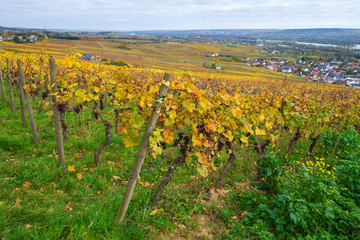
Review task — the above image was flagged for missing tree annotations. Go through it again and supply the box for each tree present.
[13,36,21,43]
[2,33,8,39]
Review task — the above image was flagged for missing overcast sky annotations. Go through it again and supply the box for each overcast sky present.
[1,0,359,31]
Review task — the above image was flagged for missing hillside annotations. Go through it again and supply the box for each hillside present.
[0,39,360,239]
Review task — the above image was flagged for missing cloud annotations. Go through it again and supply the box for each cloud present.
[0,0,359,30]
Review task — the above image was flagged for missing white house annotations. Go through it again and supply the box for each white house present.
[282,67,292,73]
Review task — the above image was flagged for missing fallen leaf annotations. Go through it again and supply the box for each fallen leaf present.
[67,166,75,172]
[150,208,164,216]
[240,210,247,218]
[64,202,73,212]
[112,176,121,181]
[23,181,31,189]
[197,165,209,177]
[76,172,83,181]
[140,181,151,188]
[178,224,186,229]
[25,224,32,229]
[37,224,48,230]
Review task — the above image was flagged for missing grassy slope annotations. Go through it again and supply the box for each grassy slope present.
[0,85,260,239]
[1,39,349,239]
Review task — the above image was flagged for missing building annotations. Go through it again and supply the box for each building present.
[81,54,96,60]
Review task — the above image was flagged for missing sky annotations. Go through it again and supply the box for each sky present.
[1,0,359,31]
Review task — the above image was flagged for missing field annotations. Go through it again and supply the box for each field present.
[0,39,360,239]
[0,38,302,79]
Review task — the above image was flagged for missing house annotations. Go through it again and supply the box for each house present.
[28,35,37,43]
[0,36,3,42]
[345,76,360,85]
[282,67,292,73]
[331,61,342,65]
[81,54,96,60]
[205,52,219,57]
[312,72,319,77]
[239,56,249,61]
[270,65,278,71]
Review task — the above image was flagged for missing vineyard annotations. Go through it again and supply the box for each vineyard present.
[0,51,360,239]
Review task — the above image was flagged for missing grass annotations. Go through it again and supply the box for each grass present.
[0,93,231,239]
[0,78,267,239]
[0,95,319,239]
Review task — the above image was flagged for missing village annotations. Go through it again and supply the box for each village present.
[241,56,360,88]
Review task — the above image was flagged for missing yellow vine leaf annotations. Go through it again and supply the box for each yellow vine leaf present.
[162,128,174,144]
[93,86,100,93]
[259,114,265,122]
[116,123,127,134]
[231,107,242,118]
[123,134,139,148]
[255,128,266,136]
[184,100,195,112]
[240,135,248,144]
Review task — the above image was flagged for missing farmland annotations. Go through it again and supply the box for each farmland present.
[0,37,301,79]
[0,37,360,239]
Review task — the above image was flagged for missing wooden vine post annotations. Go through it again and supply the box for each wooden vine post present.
[17,59,39,144]
[0,65,6,104]
[49,58,66,173]
[6,59,16,113]
[114,73,172,225]
[17,60,27,127]
[274,98,285,154]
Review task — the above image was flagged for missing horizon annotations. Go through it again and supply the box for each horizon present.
[2,26,360,33]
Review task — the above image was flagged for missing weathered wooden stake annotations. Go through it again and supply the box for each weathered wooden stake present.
[49,58,66,172]
[17,60,27,127]
[0,66,6,104]
[274,99,285,154]
[18,59,39,144]
[6,59,16,113]
[114,73,172,225]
